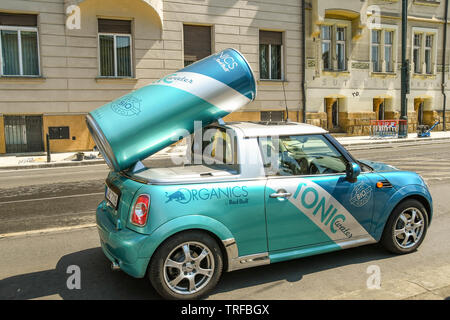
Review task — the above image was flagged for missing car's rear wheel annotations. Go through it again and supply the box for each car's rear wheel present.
[381,199,428,254]
[148,230,223,300]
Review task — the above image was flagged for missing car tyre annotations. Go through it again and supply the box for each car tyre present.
[148,230,223,300]
[381,199,428,254]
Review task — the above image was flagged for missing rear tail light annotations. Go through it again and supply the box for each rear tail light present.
[131,194,150,226]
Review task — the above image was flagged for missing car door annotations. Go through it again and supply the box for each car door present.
[259,134,375,252]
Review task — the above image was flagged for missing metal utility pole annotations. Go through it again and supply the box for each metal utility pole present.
[442,0,448,131]
[399,0,409,138]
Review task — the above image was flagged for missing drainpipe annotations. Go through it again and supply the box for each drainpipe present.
[301,0,307,123]
[442,0,448,131]
[399,0,409,138]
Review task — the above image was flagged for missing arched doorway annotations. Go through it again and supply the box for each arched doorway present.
[373,98,385,120]
[414,97,432,126]
[324,98,344,131]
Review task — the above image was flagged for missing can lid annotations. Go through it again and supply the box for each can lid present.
[86,113,120,171]
[228,48,257,102]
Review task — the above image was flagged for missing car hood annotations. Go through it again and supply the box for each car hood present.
[359,159,399,172]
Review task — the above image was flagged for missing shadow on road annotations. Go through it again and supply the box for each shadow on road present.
[0,243,395,300]
[213,243,393,297]
[0,247,159,300]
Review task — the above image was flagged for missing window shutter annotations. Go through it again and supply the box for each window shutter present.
[183,25,211,62]
[0,12,37,27]
[98,19,131,34]
[259,31,282,45]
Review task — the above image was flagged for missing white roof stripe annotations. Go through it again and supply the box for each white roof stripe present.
[227,122,328,137]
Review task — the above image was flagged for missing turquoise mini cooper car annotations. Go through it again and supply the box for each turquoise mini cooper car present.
[96,121,432,299]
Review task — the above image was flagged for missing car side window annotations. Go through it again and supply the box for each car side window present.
[189,127,238,172]
[258,135,347,176]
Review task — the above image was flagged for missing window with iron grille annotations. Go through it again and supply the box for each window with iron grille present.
[98,19,132,77]
[259,30,283,80]
[183,25,211,67]
[0,12,39,76]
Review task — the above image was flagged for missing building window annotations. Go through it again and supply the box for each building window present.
[98,19,132,78]
[371,30,381,72]
[413,29,436,75]
[370,27,396,74]
[385,31,394,72]
[0,12,39,76]
[320,23,348,72]
[336,27,346,71]
[259,30,283,80]
[321,26,332,71]
[413,33,422,74]
[183,25,211,67]
[425,35,433,74]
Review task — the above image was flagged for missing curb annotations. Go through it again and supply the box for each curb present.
[339,136,450,150]
[0,154,177,170]
[0,159,106,170]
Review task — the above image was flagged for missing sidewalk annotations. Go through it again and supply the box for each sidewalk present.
[1,131,450,170]
[337,131,450,149]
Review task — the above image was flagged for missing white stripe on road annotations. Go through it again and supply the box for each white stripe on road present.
[0,192,104,205]
[0,163,108,173]
[0,223,97,239]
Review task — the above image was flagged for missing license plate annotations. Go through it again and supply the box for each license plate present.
[105,186,119,209]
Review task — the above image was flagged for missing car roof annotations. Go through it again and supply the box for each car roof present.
[223,121,328,138]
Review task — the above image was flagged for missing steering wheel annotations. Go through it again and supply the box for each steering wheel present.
[298,158,309,175]
[309,163,320,175]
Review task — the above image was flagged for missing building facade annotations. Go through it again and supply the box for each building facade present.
[305,0,450,135]
[0,0,304,154]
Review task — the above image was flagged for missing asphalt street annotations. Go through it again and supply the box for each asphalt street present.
[0,141,450,299]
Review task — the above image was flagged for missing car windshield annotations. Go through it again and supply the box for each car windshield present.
[258,134,347,176]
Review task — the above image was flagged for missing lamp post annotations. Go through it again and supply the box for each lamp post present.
[399,0,409,138]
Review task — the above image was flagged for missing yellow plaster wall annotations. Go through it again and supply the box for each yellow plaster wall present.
[0,116,5,154]
[42,115,95,153]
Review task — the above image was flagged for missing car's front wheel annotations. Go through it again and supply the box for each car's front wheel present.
[381,199,428,254]
[148,230,223,300]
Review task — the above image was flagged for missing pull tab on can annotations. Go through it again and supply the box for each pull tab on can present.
[86,48,256,172]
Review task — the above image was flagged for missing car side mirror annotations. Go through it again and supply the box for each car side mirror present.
[346,162,361,182]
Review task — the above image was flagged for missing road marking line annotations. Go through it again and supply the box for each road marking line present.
[0,163,108,173]
[0,192,104,205]
[0,223,97,239]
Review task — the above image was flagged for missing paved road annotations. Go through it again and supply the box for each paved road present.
[0,182,449,300]
[1,141,449,235]
[350,141,450,184]
[0,141,450,300]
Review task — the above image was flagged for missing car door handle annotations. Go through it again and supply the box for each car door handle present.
[270,192,292,198]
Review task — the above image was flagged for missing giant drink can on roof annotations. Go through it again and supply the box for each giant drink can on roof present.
[86,48,256,172]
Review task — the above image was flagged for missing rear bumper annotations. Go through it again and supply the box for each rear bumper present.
[96,202,150,278]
